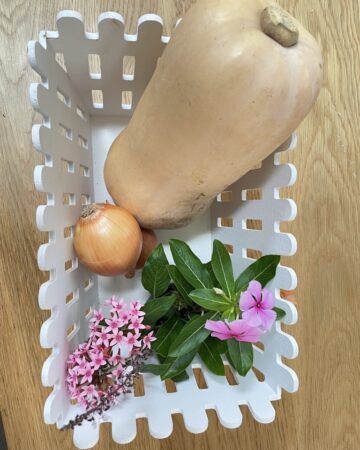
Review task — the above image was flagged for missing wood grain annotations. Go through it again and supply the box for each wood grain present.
[0,0,359,449]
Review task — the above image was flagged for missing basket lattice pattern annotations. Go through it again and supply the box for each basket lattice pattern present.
[29,11,298,449]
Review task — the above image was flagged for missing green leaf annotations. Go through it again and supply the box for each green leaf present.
[274,306,286,320]
[170,371,189,382]
[161,348,198,380]
[152,316,185,357]
[168,311,219,357]
[211,240,235,298]
[167,265,193,306]
[198,336,225,376]
[215,339,227,354]
[141,244,171,298]
[221,309,237,321]
[205,262,218,286]
[235,255,280,292]
[147,355,189,381]
[226,339,253,377]
[141,295,176,325]
[189,289,232,312]
[140,364,169,375]
[169,239,213,289]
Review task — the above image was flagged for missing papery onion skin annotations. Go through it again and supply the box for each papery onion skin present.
[74,203,142,276]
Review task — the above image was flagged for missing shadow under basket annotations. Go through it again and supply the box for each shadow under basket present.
[28,10,299,450]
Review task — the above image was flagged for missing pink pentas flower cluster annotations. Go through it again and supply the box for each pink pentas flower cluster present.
[205,280,276,343]
[65,297,156,410]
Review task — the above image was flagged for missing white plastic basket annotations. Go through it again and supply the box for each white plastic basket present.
[28,10,299,449]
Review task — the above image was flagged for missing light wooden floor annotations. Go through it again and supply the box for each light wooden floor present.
[0,0,359,449]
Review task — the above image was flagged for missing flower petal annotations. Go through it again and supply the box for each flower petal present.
[210,331,232,341]
[242,308,262,327]
[227,320,262,342]
[258,308,276,331]
[261,288,275,309]
[205,320,230,334]
[248,280,262,300]
[227,319,246,334]
[233,327,262,343]
[240,291,256,311]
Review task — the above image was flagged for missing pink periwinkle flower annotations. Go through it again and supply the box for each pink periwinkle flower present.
[111,298,125,315]
[125,332,141,351]
[75,357,88,372]
[65,296,153,414]
[90,345,102,356]
[75,341,91,356]
[94,330,111,347]
[205,319,262,343]
[109,354,125,366]
[66,368,78,386]
[105,317,122,334]
[81,384,99,399]
[240,280,276,331]
[77,390,90,407]
[69,386,82,400]
[128,316,145,333]
[129,301,145,317]
[67,354,77,365]
[110,331,125,347]
[142,331,156,349]
[105,295,121,308]
[120,311,130,323]
[90,309,104,324]
[79,363,95,384]
[89,322,98,333]
[90,351,107,370]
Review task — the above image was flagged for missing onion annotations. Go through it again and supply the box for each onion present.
[74,203,142,276]
[125,228,158,278]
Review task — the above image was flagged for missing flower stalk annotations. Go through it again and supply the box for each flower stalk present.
[62,297,156,430]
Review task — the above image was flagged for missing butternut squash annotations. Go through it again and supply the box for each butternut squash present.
[104,0,322,229]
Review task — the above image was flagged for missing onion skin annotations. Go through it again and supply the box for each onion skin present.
[74,203,142,276]
[125,228,158,278]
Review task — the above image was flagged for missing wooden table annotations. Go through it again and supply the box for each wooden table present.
[1,1,359,449]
